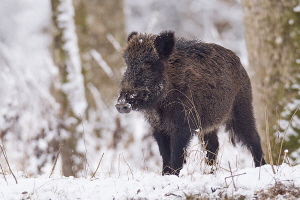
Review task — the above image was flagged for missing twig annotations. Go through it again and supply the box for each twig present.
[276,106,299,166]
[0,163,8,185]
[225,172,246,188]
[91,153,104,179]
[49,143,63,178]
[220,166,231,173]
[0,144,17,184]
[227,162,236,190]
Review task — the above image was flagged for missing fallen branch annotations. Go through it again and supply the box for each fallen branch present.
[224,162,246,190]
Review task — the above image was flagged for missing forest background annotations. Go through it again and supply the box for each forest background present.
[0,0,300,178]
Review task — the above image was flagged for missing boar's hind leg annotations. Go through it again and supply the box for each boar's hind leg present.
[202,130,219,166]
[230,90,266,167]
[153,131,172,175]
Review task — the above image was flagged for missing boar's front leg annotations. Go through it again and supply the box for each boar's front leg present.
[153,130,172,175]
[169,126,192,176]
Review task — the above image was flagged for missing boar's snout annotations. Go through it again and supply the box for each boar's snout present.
[115,102,132,114]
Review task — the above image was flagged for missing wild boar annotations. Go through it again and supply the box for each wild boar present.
[116,30,266,175]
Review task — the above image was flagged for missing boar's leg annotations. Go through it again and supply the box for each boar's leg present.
[202,130,219,166]
[169,127,192,176]
[230,90,266,167]
[153,131,172,175]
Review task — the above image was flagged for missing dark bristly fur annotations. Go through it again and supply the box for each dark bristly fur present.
[116,30,266,176]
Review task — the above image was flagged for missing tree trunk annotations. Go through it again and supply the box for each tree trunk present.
[72,0,126,152]
[242,0,300,163]
[51,0,87,176]
[73,0,126,105]
[51,0,126,176]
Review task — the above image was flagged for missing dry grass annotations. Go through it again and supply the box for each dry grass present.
[256,181,300,200]
[185,190,247,200]
[185,181,300,200]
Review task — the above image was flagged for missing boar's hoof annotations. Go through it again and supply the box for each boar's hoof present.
[115,103,132,114]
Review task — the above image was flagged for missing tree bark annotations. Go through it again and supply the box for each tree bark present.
[73,0,126,105]
[242,0,300,162]
[72,0,126,154]
[51,0,87,176]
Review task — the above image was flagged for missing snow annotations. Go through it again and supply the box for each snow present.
[90,49,114,78]
[275,37,283,45]
[289,19,295,25]
[1,164,300,199]
[293,4,300,12]
[106,33,122,52]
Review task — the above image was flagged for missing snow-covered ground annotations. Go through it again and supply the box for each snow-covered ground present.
[1,164,300,199]
[1,132,299,199]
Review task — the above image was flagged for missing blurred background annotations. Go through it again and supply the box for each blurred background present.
[0,0,299,177]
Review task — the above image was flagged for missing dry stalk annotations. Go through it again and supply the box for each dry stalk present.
[0,162,8,185]
[0,144,17,184]
[228,162,236,190]
[224,162,247,190]
[80,114,92,177]
[49,143,62,178]
[276,106,299,166]
[118,153,121,178]
[265,110,276,174]
[122,153,133,179]
[91,153,104,179]
[224,172,246,188]
[141,149,148,172]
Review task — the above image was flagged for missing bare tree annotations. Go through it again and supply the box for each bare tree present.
[51,0,87,176]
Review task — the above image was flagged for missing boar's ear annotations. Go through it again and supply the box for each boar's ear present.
[154,30,175,59]
[127,31,138,42]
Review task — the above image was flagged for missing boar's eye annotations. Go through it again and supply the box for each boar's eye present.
[129,93,138,99]
[140,90,150,100]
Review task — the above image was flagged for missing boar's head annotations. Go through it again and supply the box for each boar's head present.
[116,31,175,113]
